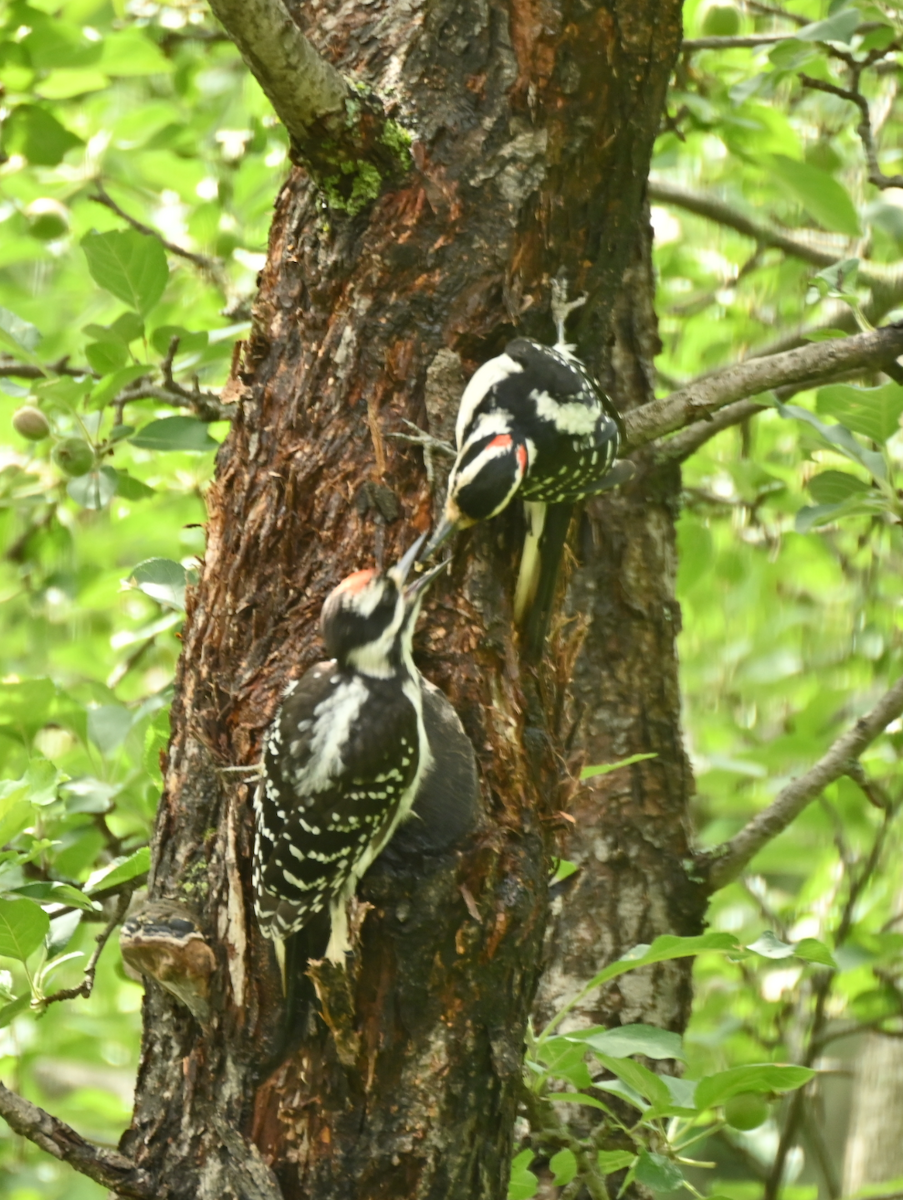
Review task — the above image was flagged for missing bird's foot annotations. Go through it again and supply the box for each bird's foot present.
[550,275,587,347]
[387,419,455,486]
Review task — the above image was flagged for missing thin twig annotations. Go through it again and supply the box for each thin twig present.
[1,355,97,380]
[800,72,903,191]
[90,183,223,276]
[700,676,903,891]
[118,382,232,422]
[0,1081,153,1197]
[683,32,801,50]
[42,892,132,1007]
[625,324,903,450]
[744,1,809,26]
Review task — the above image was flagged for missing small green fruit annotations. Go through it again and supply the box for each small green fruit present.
[24,198,70,242]
[12,406,51,441]
[52,437,95,477]
[701,5,740,36]
[724,1092,769,1131]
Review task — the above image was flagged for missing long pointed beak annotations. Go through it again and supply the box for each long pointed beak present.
[392,532,428,585]
[420,516,456,561]
[405,555,450,601]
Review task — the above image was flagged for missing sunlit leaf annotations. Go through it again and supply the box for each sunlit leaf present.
[129,416,219,452]
[129,557,188,610]
[507,1149,537,1200]
[0,898,50,962]
[695,1064,815,1111]
[769,156,860,236]
[85,846,151,895]
[82,229,169,315]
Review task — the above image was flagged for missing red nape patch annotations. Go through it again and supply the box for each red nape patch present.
[488,434,513,450]
[516,444,528,473]
[333,568,377,596]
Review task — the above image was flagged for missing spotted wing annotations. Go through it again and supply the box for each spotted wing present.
[253,663,420,939]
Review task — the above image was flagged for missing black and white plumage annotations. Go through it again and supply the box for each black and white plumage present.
[252,539,445,964]
[423,327,627,656]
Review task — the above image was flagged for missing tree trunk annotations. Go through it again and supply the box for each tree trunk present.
[121,1,690,1197]
[842,1028,903,1189]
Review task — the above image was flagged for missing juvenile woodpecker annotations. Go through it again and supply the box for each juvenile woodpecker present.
[252,537,447,965]
[422,293,628,655]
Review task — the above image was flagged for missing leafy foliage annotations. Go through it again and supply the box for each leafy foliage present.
[3,0,903,1196]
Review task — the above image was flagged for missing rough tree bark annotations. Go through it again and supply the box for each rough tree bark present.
[120,1,689,1198]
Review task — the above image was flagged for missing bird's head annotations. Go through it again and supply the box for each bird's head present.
[422,428,529,557]
[321,535,444,677]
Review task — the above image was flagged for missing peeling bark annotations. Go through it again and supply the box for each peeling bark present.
[123,1,688,1196]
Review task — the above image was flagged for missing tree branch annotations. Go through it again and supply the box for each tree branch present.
[1,356,96,380]
[206,0,410,204]
[0,1082,153,1198]
[90,184,223,279]
[624,324,903,451]
[800,73,903,191]
[682,32,800,51]
[698,675,903,891]
[41,893,131,1008]
[647,179,901,292]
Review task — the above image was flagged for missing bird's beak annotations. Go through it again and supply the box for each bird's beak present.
[420,516,456,561]
[405,555,450,601]
[392,532,428,586]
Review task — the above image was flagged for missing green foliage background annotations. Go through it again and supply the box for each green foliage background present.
[1,0,903,1196]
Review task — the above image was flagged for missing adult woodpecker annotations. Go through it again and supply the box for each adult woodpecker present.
[422,287,628,656]
[252,537,477,985]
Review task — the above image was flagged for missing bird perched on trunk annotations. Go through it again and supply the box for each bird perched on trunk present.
[421,282,630,657]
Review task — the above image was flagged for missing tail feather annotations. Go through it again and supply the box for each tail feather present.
[518,501,574,662]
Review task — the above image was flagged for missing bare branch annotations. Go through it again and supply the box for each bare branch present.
[699,675,903,891]
[206,0,410,200]
[656,398,766,462]
[647,179,901,293]
[41,893,131,1008]
[656,364,885,463]
[800,73,903,190]
[682,32,800,50]
[0,1082,153,1198]
[118,383,233,422]
[91,184,223,278]
[1,355,96,380]
[624,324,903,451]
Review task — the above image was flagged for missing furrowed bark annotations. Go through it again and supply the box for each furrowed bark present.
[122,1,688,1197]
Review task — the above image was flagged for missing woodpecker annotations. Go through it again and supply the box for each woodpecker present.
[422,288,629,656]
[252,537,448,966]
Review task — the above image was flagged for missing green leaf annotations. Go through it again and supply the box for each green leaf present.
[747,931,796,959]
[4,105,83,166]
[575,1023,686,1062]
[0,994,31,1029]
[129,557,188,610]
[88,364,149,410]
[507,1149,538,1200]
[87,704,134,754]
[550,858,578,884]
[593,1052,673,1108]
[0,308,42,354]
[82,229,169,316]
[86,339,128,374]
[549,1149,577,1187]
[115,470,155,501]
[151,325,210,356]
[816,383,903,443]
[67,467,119,510]
[695,1064,815,1111]
[794,938,838,969]
[548,1092,610,1109]
[795,9,860,43]
[635,1150,685,1192]
[15,882,100,913]
[581,753,658,780]
[85,846,150,895]
[807,470,870,505]
[597,1150,636,1175]
[769,156,860,237]
[0,898,50,961]
[129,416,219,452]
[773,400,886,480]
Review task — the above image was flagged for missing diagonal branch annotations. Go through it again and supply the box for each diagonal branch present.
[0,1082,153,1198]
[624,324,903,451]
[800,73,903,190]
[206,0,410,206]
[647,179,903,295]
[41,893,131,1008]
[698,675,903,892]
[90,184,223,279]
